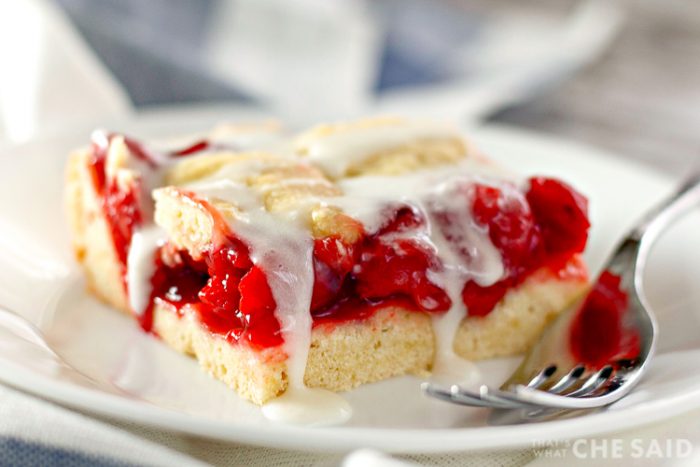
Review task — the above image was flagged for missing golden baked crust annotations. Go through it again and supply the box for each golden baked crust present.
[295,116,471,178]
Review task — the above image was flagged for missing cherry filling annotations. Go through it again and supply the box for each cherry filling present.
[88,136,147,283]
[144,240,283,349]
[308,206,453,325]
[462,178,590,316]
[144,178,589,349]
[89,133,592,351]
[171,139,212,157]
[87,133,220,287]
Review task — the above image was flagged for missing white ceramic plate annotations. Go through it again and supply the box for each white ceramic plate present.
[1,107,699,454]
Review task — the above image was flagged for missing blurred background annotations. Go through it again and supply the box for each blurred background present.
[1,0,698,175]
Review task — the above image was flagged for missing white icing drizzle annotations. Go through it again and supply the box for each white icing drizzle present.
[332,159,514,233]
[425,183,501,381]
[302,120,460,178]
[225,204,316,394]
[254,177,334,192]
[126,225,166,315]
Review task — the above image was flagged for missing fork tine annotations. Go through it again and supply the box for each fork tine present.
[548,365,586,394]
[420,382,497,408]
[421,382,527,409]
[478,386,546,408]
[466,385,532,409]
[496,365,618,409]
[424,363,621,410]
[566,365,615,397]
[527,364,558,388]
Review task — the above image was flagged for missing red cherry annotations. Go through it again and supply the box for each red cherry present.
[198,273,242,314]
[199,243,249,313]
[206,238,253,270]
[238,266,283,347]
[376,205,425,235]
[470,183,539,271]
[311,236,357,312]
[355,238,451,312]
[238,266,276,317]
[526,177,590,262]
[461,279,511,317]
[103,180,143,269]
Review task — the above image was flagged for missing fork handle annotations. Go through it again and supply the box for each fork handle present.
[628,172,700,247]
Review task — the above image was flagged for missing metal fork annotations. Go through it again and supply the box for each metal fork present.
[423,172,700,410]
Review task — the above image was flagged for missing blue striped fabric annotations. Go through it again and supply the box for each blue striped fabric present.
[0,438,135,467]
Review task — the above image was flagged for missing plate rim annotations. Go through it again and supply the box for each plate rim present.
[4,349,700,454]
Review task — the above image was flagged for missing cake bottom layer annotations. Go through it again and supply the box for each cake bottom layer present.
[153,304,434,404]
[152,267,585,405]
